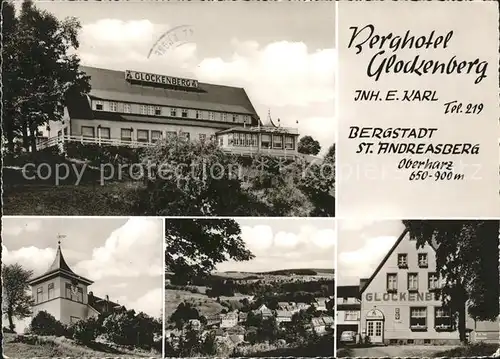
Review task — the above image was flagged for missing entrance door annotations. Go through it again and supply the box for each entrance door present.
[367,320,383,343]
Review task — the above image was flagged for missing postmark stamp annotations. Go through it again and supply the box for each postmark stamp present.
[147,24,195,58]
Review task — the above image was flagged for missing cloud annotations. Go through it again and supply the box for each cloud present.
[74,218,163,280]
[218,223,335,272]
[127,288,163,318]
[76,20,335,152]
[338,235,397,282]
[2,244,82,276]
[2,220,43,237]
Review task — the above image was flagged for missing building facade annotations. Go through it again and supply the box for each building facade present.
[40,67,299,158]
[358,229,500,345]
[28,242,123,325]
[336,285,361,339]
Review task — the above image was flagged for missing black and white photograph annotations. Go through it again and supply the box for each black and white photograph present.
[2,217,163,358]
[164,218,335,357]
[336,219,500,358]
[3,0,335,217]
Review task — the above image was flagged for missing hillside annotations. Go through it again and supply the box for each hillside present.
[2,333,160,358]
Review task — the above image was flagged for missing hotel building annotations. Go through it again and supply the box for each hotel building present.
[357,229,499,345]
[40,67,300,158]
[28,242,123,325]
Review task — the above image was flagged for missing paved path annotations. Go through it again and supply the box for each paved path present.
[344,345,458,357]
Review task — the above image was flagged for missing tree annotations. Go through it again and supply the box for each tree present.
[136,137,270,216]
[403,220,499,343]
[298,136,321,156]
[165,218,254,284]
[2,0,90,152]
[169,302,200,329]
[2,263,35,331]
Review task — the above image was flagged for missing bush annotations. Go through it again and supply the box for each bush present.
[71,317,100,343]
[29,311,67,337]
[102,310,161,349]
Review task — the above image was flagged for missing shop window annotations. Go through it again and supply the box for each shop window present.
[408,273,419,291]
[435,307,453,331]
[386,273,398,293]
[137,129,149,143]
[410,307,427,330]
[397,253,408,269]
[418,253,428,268]
[121,128,132,141]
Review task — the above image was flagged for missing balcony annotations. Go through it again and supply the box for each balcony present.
[37,135,156,151]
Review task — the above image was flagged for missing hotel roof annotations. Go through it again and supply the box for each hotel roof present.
[78,66,261,121]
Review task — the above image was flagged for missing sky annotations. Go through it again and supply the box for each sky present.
[30,1,336,154]
[214,218,336,273]
[336,219,406,286]
[2,217,163,333]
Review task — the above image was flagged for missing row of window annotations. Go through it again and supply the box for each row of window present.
[93,100,252,124]
[81,126,210,143]
[344,306,453,330]
[386,272,439,292]
[397,253,428,269]
[409,307,453,330]
[35,283,83,303]
[225,133,295,150]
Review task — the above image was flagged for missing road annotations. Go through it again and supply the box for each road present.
[340,344,458,357]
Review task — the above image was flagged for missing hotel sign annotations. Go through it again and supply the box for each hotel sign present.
[125,70,199,89]
[365,292,438,302]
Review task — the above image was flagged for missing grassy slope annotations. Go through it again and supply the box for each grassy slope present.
[165,289,225,320]
[2,333,160,358]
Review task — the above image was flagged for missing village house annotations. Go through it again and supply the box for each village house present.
[206,313,221,327]
[220,311,238,328]
[276,310,293,323]
[314,297,329,311]
[28,242,123,325]
[238,312,248,323]
[253,304,273,318]
[310,316,334,335]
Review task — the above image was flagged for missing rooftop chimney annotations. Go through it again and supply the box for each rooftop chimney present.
[105,295,109,302]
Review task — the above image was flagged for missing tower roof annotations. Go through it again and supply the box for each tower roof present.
[47,241,77,274]
[261,109,280,128]
[29,241,93,286]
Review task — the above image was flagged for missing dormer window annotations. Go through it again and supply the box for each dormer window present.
[398,253,408,268]
[418,253,428,268]
[109,102,117,112]
[95,100,103,111]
